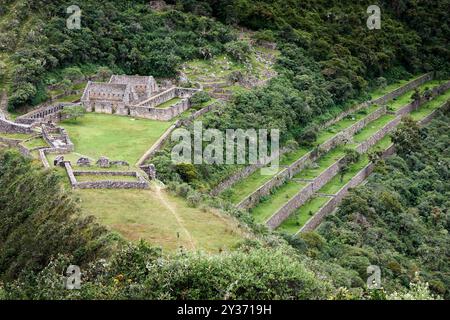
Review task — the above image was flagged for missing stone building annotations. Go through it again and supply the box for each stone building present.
[81,74,199,120]
[81,75,158,115]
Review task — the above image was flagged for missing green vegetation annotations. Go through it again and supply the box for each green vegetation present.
[154,97,182,109]
[251,180,307,223]
[60,113,172,164]
[277,196,331,234]
[410,89,450,121]
[75,187,245,253]
[310,113,450,298]
[21,137,48,149]
[353,114,396,143]
[225,168,280,204]
[0,132,32,140]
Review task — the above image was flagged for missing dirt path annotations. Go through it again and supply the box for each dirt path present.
[153,184,196,250]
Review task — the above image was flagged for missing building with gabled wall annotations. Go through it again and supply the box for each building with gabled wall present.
[81,75,199,120]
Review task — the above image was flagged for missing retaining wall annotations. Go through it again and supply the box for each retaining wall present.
[211,74,432,197]
[298,145,396,233]
[0,118,33,134]
[236,105,387,210]
[265,80,450,229]
[298,99,450,232]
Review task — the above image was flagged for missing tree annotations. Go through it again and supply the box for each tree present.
[339,149,360,182]
[62,67,84,82]
[390,117,421,157]
[61,105,86,121]
[224,41,252,63]
[96,66,113,82]
[59,79,72,96]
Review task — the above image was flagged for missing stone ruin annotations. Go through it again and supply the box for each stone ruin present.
[80,74,199,121]
[110,160,129,167]
[77,157,91,167]
[54,155,65,167]
[96,156,110,168]
[140,164,157,180]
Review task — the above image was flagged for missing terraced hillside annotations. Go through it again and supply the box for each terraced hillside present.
[233,77,450,230]
[276,84,450,234]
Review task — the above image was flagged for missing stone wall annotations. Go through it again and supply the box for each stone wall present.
[0,118,33,134]
[0,136,23,147]
[296,95,450,232]
[264,81,449,229]
[41,125,75,152]
[15,102,80,124]
[265,158,343,229]
[130,98,190,121]
[236,105,387,210]
[355,116,401,154]
[63,161,150,189]
[136,121,180,166]
[320,73,432,129]
[212,74,432,198]
[299,144,396,233]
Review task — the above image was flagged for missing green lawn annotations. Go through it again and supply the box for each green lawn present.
[155,97,182,109]
[315,104,379,145]
[294,146,346,180]
[226,167,281,204]
[22,137,48,149]
[277,196,331,234]
[60,113,173,165]
[387,80,444,111]
[370,74,423,100]
[251,180,307,223]
[55,93,82,103]
[0,132,33,140]
[280,146,311,166]
[410,89,450,121]
[353,114,396,143]
[77,187,246,252]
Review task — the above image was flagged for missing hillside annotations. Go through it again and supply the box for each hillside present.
[0,0,449,301]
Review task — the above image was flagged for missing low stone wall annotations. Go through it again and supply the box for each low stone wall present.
[419,101,450,126]
[355,116,401,154]
[41,125,75,152]
[136,121,180,166]
[63,162,149,189]
[299,144,396,233]
[73,170,137,176]
[266,158,343,229]
[212,74,432,198]
[75,180,149,189]
[130,98,190,121]
[0,118,33,134]
[0,136,22,147]
[236,106,387,210]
